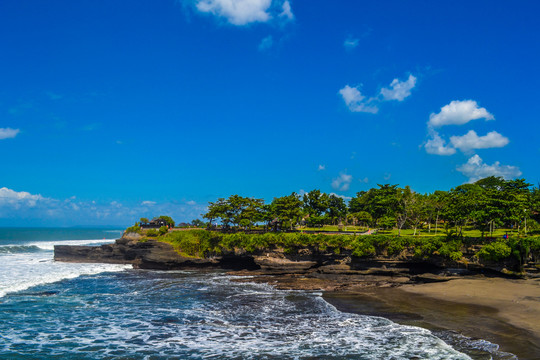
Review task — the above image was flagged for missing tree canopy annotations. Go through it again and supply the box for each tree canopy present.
[200,177,540,236]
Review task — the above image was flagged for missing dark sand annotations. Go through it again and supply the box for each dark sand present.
[324,278,540,360]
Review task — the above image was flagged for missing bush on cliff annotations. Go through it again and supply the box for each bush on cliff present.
[477,242,512,261]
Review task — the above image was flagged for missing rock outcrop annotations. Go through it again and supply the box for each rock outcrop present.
[54,237,220,270]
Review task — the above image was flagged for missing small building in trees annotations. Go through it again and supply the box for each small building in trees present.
[140,218,171,229]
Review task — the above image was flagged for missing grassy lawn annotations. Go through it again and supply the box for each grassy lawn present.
[300,225,368,232]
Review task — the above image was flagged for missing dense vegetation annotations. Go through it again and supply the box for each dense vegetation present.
[154,230,540,269]
[203,176,540,237]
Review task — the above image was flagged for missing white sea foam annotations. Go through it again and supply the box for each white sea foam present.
[0,238,129,298]
[27,238,115,251]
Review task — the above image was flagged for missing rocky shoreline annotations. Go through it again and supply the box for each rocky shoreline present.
[54,232,533,290]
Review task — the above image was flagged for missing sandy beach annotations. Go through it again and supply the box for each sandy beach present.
[325,277,540,359]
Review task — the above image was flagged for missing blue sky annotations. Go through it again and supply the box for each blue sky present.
[1,0,539,226]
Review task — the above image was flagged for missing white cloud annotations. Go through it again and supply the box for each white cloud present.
[428,100,494,128]
[329,193,352,201]
[457,155,522,183]
[318,164,325,171]
[343,37,359,49]
[0,128,20,140]
[195,0,293,25]
[380,74,416,101]
[339,73,416,114]
[279,0,293,20]
[0,188,209,226]
[338,85,378,114]
[258,35,273,51]
[331,172,353,191]
[424,130,457,156]
[0,187,44,207]
[359,177,369,183]
[450,130,509,152]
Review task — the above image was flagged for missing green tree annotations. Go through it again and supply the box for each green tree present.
[302,190,329,226]
[272,192,303,230]
[203,198,233,228]
[191,219,205,227]
[443,184,482,236]
[370,184,400,227]
[500,178,532,233]
[409,192,428,236]
[427,190,448,234]
[327,194,347,225]
[353,211,372,227]
[158,215,175,228]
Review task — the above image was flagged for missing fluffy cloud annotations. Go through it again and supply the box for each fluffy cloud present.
[0,128,20,140]
[338,85,378,114]
[428,100,494,128]
[194,0,292,25]
[0,187,45,208]
[331,172,353,191]
[450,130,509,152]
[380,74,416,101]
[339,74,416,114]
[457,155,522,183]
[141,201,156,206]
[318,164,325,171]
[424,130,456,155]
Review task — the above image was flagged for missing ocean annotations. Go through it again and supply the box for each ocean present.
[0,228,515,359]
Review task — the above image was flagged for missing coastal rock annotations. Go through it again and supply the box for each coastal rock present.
[54,239,219,270]
[253,255,317,273]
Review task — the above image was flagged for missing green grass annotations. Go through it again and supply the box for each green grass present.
[300,225,368,232]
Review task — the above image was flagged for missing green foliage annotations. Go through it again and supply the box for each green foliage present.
[203,195,265,229]
[271,192,303,230]
[154,231,472,263]
[477,242,512,261]
[191,219,205,227]
[159,226,169,235]
[125,224,141,234]
[158,215,175,228]
[146,229,159,237]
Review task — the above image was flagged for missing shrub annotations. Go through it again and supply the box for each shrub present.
[477,242,512,261]
[159,226,169,236]
[146,229,159,237]
[125,225,141,234]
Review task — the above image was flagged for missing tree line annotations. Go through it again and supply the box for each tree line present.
[202,176,540,237]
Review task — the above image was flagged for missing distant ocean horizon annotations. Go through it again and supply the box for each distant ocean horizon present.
[0,227,514,359]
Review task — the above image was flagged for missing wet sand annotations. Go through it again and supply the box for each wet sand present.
[324,278,540,360]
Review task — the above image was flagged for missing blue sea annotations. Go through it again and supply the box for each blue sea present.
[0,228,515,359]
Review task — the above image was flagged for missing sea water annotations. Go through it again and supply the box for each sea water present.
[0,228,516,359]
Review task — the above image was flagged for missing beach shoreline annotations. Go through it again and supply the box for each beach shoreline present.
[323,277,540,360]
[229,271,540,358]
